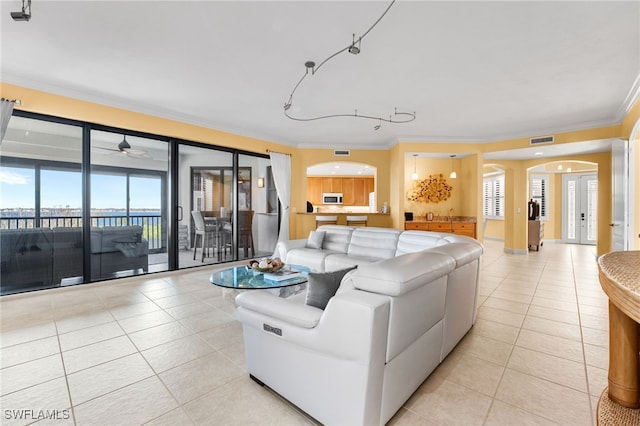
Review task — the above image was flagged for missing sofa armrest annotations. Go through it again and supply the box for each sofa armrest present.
[236,289,390,362]
[236,291,322,328]
[274,238,307,261]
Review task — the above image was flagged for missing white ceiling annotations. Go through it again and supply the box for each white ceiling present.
[2,1,639,161]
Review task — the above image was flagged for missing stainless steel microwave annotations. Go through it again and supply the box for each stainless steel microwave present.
[322,193,343,204]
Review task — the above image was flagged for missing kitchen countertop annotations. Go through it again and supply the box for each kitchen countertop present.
[407,216,477,223]
[297,212,390,215]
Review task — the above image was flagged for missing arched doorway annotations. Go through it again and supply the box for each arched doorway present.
[305,162,377,212]
[528,160,598,245]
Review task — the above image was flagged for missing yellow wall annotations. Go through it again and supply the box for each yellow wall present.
[484,220,505,240]
[403,157,461,218]
[2,82,638,250]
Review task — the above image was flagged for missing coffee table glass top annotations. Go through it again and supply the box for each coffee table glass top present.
[210,265,310,289]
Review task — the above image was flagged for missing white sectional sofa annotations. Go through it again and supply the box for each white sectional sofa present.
[235,225,483,425]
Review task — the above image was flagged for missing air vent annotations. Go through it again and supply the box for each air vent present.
[334,149,350,156]
[530,135,554,145]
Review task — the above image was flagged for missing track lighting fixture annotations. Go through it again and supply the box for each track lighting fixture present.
[283,0,415,128]
[11,0,31,21]
[348,34,361,55]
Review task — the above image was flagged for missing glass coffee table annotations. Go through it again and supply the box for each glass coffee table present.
[211,264,310,304]
[210,264,310,289]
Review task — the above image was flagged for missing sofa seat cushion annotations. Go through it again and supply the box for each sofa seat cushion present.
[324,253,380,272]
[352,252,455,296]
[285,248,343,272]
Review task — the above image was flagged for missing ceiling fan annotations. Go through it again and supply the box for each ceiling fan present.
[95,135,152,159]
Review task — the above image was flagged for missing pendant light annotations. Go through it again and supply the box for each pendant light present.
[412,154,419,180]
[449,155,457,179]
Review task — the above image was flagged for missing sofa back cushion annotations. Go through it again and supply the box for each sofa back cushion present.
[351,251,455,297]
[347,227,400,260]
[395,230,449,256]
[94,226,144,253]
[424,242,483,267]
[317,225,354,253]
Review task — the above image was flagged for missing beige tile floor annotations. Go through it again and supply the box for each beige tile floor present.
[0,240,609,425]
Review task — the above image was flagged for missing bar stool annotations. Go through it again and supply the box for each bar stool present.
[346,215,368,227]
[316,215,338,229]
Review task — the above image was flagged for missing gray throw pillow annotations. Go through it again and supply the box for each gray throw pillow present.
[305,266,358,310]
[306,231,325,249]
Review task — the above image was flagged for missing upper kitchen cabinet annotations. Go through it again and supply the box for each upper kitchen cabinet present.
[306,176,374,206]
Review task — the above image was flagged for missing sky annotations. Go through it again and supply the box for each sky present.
[0,167,161,210]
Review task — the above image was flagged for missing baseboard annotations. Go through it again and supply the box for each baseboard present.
[503,247,528,255]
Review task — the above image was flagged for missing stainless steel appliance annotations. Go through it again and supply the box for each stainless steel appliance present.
[322,193,343,204]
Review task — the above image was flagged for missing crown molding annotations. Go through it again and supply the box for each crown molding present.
[2,73,299,147]
[619,71,640,117]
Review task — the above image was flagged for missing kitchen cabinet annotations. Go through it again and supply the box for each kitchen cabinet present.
[306,177,374,206]
[404,220,477,239]
[306,177,323,206]
[342,178,355,205]
[321,177,343,193]
[354,178,366,205]
[452,222,476,238]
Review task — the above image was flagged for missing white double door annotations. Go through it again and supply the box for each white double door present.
[563,173,597,245]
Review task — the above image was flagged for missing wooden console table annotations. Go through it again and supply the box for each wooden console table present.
[598,251,640,409]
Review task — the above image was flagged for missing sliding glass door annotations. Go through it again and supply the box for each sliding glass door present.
[1,116,84,294]
[1,110,276,295]
[90,130,169,280]
[177,145,233,268]
[238,153,278,260]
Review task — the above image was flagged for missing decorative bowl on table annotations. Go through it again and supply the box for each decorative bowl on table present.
[248,257,285,273]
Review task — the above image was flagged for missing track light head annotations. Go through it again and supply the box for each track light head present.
[348,34,361,55]
[11,11,30,21]
[11,0,31,21]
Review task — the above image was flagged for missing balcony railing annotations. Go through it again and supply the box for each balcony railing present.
[0,215,164,251]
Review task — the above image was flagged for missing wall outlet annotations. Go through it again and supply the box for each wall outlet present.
[517,207,521,214]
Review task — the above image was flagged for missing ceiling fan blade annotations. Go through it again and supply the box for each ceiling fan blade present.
[94,146,120,153]
[124,151,153,159]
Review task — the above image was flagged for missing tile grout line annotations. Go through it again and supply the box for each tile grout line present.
[481,249,549,425]
[50,295,78,426]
